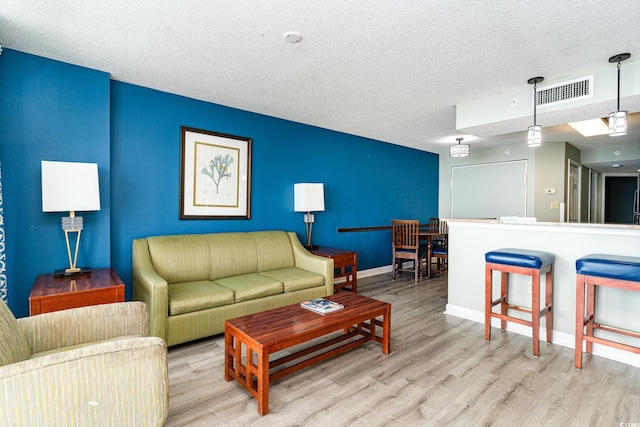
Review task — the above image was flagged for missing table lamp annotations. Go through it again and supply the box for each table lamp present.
[294,183,324,250]
[41,160,101,277]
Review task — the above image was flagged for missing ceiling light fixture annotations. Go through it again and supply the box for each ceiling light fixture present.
[568,118,610,137]
[449,137,470,158]
[527,77,544,147]
[608,53,631,136]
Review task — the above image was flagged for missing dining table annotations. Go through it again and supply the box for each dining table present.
[418,229,446,279]
[335,223,446,279]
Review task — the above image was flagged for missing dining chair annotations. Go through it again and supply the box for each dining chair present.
[392,219,426,284]
[428,217,446,246]
[431,220,448,275]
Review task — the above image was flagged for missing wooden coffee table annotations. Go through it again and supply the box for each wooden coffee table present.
[224,292,391,415]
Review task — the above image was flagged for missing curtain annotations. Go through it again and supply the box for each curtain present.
[0,161,7,303]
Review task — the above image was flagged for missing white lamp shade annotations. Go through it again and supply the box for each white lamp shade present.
[449,143,470,157]
[41,161,101,212]
[527,125,542,147]
[608,110,628,136]
[294,183,325,212]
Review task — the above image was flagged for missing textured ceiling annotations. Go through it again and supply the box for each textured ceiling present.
[1,1,640,171]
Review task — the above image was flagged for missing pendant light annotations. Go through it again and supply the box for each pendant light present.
[449,137,470,157]
[608,53,631,136]
[527,77,544,147]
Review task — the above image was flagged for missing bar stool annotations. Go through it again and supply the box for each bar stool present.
[575,254,640,370]
[485,248,554,357]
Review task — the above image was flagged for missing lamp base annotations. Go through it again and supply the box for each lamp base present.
[53,266,92,278]
[305,244,320,251]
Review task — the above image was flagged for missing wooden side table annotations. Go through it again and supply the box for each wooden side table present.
[29,268,125,315]
[310,246,358,293]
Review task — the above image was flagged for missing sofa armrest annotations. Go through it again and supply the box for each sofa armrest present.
[0,336,168,427]
[18,302,149,354]
[288,232,334,295]
[132,238,169,341]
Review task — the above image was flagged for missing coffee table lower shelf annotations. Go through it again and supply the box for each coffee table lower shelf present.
[224,293,391,415]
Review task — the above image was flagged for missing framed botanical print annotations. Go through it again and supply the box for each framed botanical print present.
[180,126,251,219]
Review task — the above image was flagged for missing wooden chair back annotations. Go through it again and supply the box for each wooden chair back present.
[428,217,441,233]
[392,219,420,251]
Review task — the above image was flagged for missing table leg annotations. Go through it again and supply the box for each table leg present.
[426,236,432,279]
[382,306,391,354]
[256,346,270,416]
[224,330,233,381]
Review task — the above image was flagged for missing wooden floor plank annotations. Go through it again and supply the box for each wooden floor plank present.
[165,273,640,426]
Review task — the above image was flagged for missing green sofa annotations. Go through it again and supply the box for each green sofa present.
[132,230,334,346]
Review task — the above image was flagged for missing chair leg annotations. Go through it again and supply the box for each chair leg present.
[575,274,585,370]
[545,268,553,343]
[532,270,540,357]
[392,254,396,281]
[485,264,492,342]
[500,272,508,331]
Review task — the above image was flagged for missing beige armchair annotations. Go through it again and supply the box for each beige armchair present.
[0,301,168,426]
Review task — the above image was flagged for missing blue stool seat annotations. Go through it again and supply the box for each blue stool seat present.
[576,254,640,282]
[485,248,554,357]
[574,254,640,370]
[486,248,554,269]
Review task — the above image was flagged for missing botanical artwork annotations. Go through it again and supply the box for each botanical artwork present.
[201,154,234,195]
[194,143,239,207]
[180,126,251,219]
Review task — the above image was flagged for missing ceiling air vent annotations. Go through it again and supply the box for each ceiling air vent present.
[537,75,593,108]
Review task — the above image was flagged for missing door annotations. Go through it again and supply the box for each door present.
[604,175,638,224]
[588,170,599,223]
[450,160,527,219]
[567,160,581,223]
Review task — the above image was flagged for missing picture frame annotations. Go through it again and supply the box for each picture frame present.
[180,126,252,219]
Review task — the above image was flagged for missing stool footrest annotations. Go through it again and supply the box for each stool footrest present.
[489,313,533,328]
[581,314,594,327]
[490,303,531,314]
[490,297,506,306]
[582,335,640,356]
[591,323,640,340]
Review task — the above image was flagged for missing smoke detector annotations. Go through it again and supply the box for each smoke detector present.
[284,32,302,43]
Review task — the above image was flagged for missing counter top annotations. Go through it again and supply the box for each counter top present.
[446,218,640,232]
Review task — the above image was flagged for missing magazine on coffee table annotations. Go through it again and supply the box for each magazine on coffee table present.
[300,298,344,315]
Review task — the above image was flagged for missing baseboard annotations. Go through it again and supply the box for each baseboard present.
[334,265,392,284]
[444,304,640,368]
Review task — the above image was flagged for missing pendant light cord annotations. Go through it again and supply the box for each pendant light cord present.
[617,60,621,111]
[533,80,538,126]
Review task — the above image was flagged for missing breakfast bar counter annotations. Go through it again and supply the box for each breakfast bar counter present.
[444,218,640,367]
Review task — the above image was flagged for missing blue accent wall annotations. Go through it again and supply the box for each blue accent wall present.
[1,48,439,317]
[0,49,111,317]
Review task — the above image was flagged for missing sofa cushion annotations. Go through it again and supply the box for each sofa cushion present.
[168,281,235,316]
[254,231,296,272]
[260,268,325,293]
[215,273,284,302]
[147,234,211,283]
[0,302,32,366]
[206,232,259,280]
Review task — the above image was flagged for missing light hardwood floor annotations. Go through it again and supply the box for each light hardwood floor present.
[165,273,640,426]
